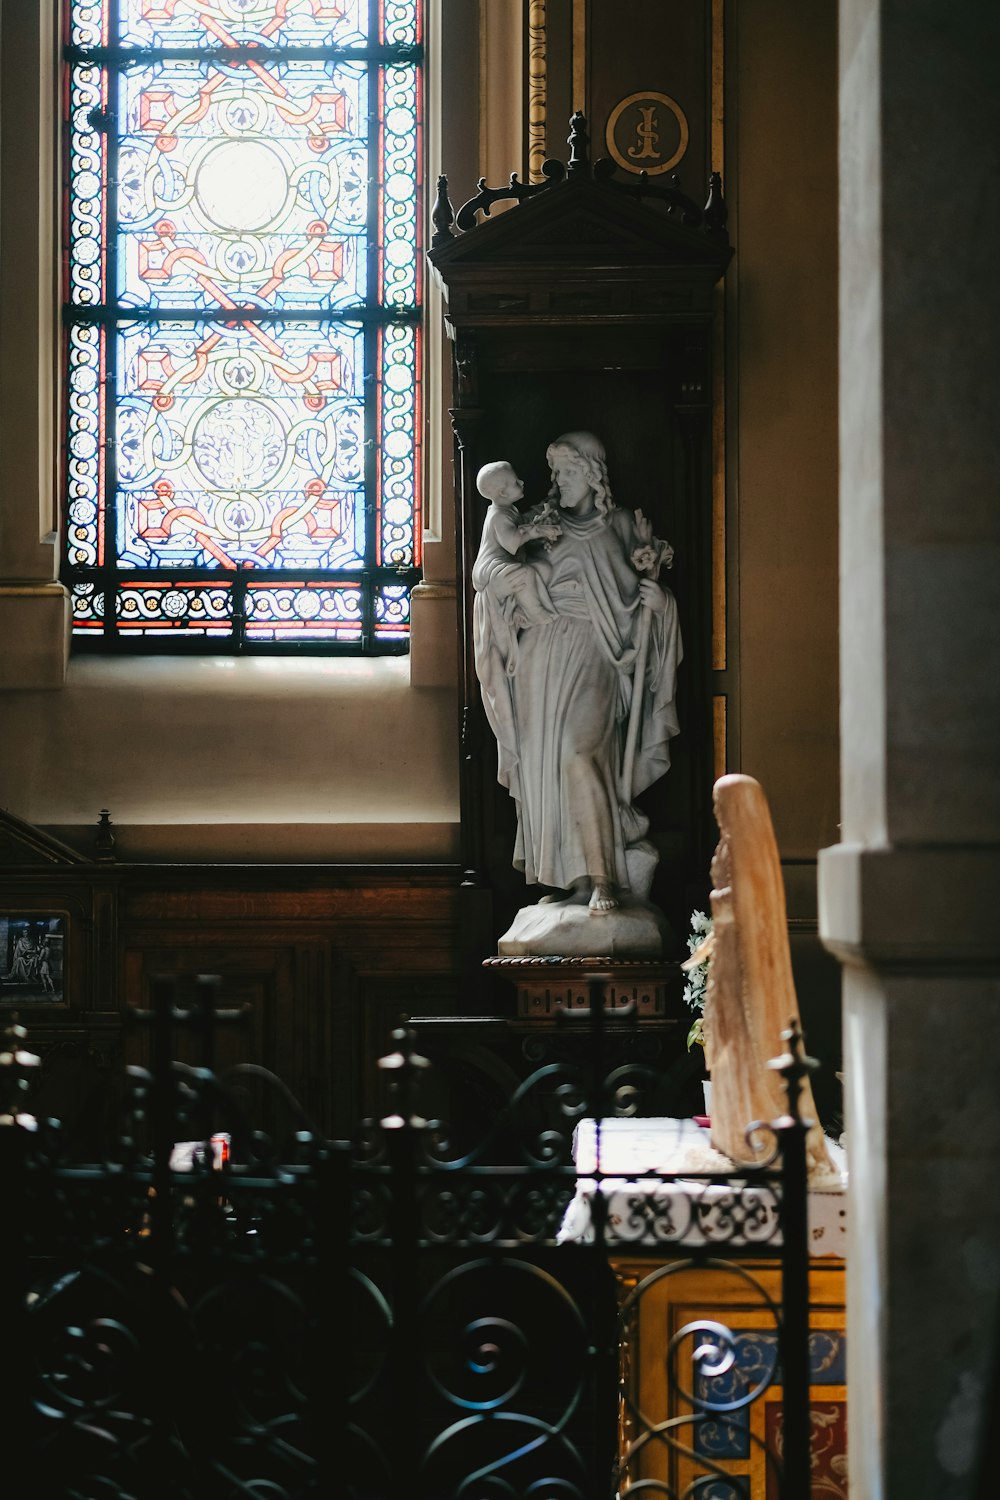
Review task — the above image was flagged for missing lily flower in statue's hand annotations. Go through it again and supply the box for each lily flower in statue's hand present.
[631,509,674,577]
[631,538,674,576]
[631,543,658,574]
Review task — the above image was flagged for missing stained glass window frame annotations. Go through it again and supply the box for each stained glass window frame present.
[62,0,423,654]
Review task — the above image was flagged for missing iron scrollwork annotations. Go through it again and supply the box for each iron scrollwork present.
[0,988,826,1498]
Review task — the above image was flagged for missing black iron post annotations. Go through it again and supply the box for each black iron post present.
[769,1018,818,1500]
[0,1020,40,1456]
[379,1024,431,1500]
[583,974,627,1497]
[315,1139,353,1495]
[147,975,183,1495]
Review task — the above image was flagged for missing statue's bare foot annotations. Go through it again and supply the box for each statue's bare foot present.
[589,880,619,913]
[540,880,591,906]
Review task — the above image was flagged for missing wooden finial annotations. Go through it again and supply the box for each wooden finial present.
[431,173,456,246]
[705,170,728,231]
[567,111,590,175]
[96,808,116,862]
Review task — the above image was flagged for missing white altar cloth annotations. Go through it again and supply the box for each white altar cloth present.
[557,1117,847,1257]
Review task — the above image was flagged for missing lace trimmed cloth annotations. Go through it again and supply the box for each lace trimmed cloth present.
[557,1117,847,1256]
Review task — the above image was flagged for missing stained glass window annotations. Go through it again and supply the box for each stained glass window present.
[64,1,422,651]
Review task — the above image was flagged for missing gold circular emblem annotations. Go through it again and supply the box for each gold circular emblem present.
[605,91,690,176]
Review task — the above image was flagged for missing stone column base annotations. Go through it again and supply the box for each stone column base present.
[0,584,70,689]
[408,580,458,687]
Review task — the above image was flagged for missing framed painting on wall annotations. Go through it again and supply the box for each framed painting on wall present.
[0,915,67,1005]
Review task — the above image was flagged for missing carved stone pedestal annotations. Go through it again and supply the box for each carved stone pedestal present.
[483,955,681,1024]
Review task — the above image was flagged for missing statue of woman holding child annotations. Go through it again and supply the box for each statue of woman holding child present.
[473,431,682,953]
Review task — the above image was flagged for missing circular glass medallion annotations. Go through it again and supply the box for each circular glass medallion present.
[294,589,321,619]
[219,496,263,537]
[194,141,289,233]
[75,170,101,201]
[385,172,412,204]
[220,355,259,394]
[75,236,100,266]
[192,400,284,490]
[222,239,264,278]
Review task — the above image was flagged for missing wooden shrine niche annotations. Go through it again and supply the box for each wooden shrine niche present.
[429,114,732,954]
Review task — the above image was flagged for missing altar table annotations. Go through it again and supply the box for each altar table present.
[559,1118,848,1498]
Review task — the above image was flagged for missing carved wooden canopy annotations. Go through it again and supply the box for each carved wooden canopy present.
[428,112,732,332]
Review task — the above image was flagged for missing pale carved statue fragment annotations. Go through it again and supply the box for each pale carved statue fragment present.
[701,774,836,1178]
[473,431,682,956]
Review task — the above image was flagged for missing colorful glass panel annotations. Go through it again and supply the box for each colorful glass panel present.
[380,65,420,308]
[118,1,370,50]
[378,321,418,567]
[66,324,106,567]
[375,582,409,639]
[68,3,107,47]
[64,0,421,651]
[116,59,369,311]
[67,66,108,306]
[71,582,105,628]
[380,0,420,46]
[117,581,233,633]
[245,581,363,640]
[115,318,366,569]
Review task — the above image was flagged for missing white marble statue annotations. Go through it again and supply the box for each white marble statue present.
[473,431,682,955]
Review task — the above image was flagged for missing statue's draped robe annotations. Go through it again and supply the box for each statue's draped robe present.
[473,506,682,892]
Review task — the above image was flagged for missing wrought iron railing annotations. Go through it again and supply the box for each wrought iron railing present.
[0,975,820,1499]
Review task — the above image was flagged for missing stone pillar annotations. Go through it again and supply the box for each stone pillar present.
[820,3,1000,1496]
[0,3,70,688]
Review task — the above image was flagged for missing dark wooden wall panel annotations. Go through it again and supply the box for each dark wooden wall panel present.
[0,819,465,1143]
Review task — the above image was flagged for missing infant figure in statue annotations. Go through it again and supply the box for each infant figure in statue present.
[474,460,563,629]
[473,431,683,956]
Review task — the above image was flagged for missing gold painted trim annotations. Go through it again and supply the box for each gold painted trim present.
[527,0,547,182]
[478,2,488,181]
[605,91,690,176]
[478,2,525,194]
[710,0,726,673]
[713,695,727,783]
[711,0,725,182]
[572,0,586,114]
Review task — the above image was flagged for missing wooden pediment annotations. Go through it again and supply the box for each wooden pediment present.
[0,807,89,867]
[428,114,732,329]
[431,176,729,270]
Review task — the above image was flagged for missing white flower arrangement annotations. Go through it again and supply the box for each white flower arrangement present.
[681,909,714,1051]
